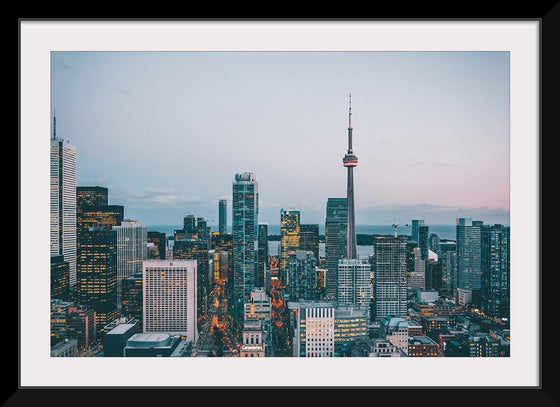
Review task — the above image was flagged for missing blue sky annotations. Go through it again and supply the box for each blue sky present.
[51,51,510,228]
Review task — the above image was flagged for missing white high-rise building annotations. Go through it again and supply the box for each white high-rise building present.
[288,301,335,357]
[337,258,371,308]
[50,131,77,288]
[373,236,408,320]
[114,220,147,309]
[143,260,198,343]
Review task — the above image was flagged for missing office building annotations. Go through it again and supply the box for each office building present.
[429,233,441,259]
[219,199,227,234]
[419,224,430,261]
[411,220,425,245]
[50,121,77,288]
[51,254,70,301]
[334,306,369,355]
[286,250,318,301]
[442,250,458,298]
[77,204,124,238]
[76,186,108,209]
[481,224,510,320]
[147,231,167,260]
[456,218,483,306]
[287,301,335,357]
[325,197,347,300]
[173,215,211,320]
[337,258,371,308]
[239,317,266,357]
[121,273,143,328]
[280,208,300,282]
[257,223,269,287]
[232,172,259,322]
[183,214,197,236]
[113,220,147,309]
[407,247,425,293]
[143,260,197,342]
[300,224,319,263]
[373,236,408,320]
[76,227,119,330]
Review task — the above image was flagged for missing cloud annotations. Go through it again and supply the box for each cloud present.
[110,187,200,209]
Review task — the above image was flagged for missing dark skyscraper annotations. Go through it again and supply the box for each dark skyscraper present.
[342,94,358,260]
[325,197,347,300]
[300,224,319,263]
[77,186,108,209]
[419,224,430,260]
[76,227,118,330]
[147,231,166,260]
[219,199,227,235]
[481,224,510,320]
[411,220,425,245]
[51,254,70,301]
[257,223,269,287]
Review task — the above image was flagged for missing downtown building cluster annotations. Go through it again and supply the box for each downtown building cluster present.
[50,99,510,358]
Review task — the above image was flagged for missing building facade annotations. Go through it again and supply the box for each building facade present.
[219,199,227,234]
[481,224,510,320]
[456,218,483,306]
[142,260,198,342]
[373,236,408,320]
[232,172,259,322]
[286,250,318,301]
[324,197,347,300]
[288,301,335,357]
[76,227,119,330]
[113,220,147,309]
[337,258,371,308]
[51,135,77,288]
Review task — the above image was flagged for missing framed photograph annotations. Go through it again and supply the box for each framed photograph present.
[18,15,547,401]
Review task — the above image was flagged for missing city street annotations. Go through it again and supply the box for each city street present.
[192,279,239,357]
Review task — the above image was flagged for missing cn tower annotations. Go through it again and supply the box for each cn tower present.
[343,94,358,259]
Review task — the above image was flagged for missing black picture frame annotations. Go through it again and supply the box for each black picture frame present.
[15,3,552,404]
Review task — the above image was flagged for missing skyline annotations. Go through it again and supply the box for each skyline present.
[50,51,510,228]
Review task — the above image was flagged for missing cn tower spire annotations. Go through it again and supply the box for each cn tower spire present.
[348,93,353,153]
[343,94,358,259]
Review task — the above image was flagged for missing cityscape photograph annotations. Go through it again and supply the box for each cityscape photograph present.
[47,49,513,362]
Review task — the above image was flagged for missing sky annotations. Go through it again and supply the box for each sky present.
[50,51,510,228]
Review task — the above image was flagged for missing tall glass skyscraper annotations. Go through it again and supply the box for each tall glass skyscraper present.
[325,198,347,300]
[411,220,425,246]
[219,199,227,234]
[51,124,77,289]
[456,218,483,306]
[481,224,510,320]
[300,224,319,263]
[232,172,259,322]
[113,220,147,310]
